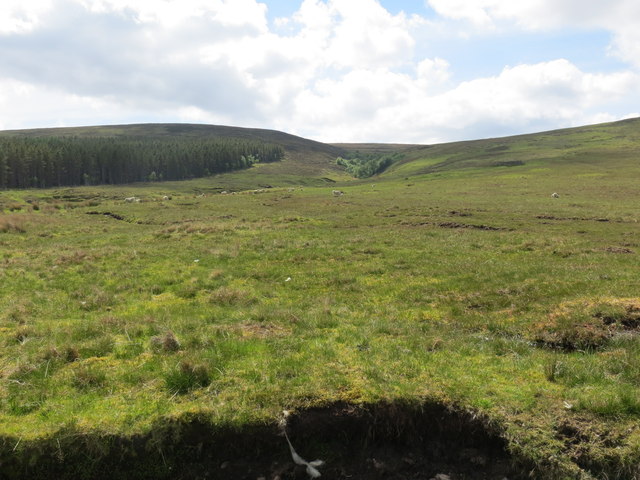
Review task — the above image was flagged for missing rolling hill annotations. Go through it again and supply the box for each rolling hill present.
[380,116,640,177]
[0,123,348,183]
[2,117,639,185]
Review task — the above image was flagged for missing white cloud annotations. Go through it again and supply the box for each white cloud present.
[77,0,269,30]
[322,0,414,69]
[0,0,639,143]
[0,78,121,129]
[287,59,640,142]
[0,0,53,34]
[427,0,640,67]
[416,58,451,90]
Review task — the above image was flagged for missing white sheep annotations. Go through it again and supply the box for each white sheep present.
[332,190,344,196]
[124,197,136,203]
[551,192,560,198]
[162,195,169,201]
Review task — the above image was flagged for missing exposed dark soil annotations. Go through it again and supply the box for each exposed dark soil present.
[399,221,508,231]
[436,222,506,231]
[534,215,635,223]
[448,211,474,217]
[603,246,635,254]
[1,402,527,480]
[86,211,125,221]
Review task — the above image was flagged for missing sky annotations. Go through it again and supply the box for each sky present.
[1,0,639,144]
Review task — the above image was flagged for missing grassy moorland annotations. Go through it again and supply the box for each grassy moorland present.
[1,119,640,479]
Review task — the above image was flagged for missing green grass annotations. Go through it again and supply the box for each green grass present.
[1,118,640,478]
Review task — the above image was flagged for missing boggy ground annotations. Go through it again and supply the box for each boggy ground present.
[3,402,521,480]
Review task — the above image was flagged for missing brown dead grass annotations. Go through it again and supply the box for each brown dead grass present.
[0,215,27,233]
[55,250,98,266]
[150,330,181,352]
[209,286,256,306]
[239,322,290,339]
[533,297,640,351]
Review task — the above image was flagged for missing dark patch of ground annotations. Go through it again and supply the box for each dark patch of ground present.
[1,402,526,480]
[534,215,636,223]
[603,246,635,254]
[399,221,508,231]
[436,222,506,231]
[86,211,125,221]
[491,161,524,167]
[448,211,474,217]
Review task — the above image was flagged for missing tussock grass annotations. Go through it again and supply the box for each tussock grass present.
[533,298,640,351]
[0,215,26,233]
[150,331,181,352]
[164,360,211,394]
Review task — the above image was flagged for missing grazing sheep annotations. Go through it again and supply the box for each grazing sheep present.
[551,192,560,198]
[135,198,141,203]
[162,195,169,201]
[332,190,344,196]
[124,197,136,203]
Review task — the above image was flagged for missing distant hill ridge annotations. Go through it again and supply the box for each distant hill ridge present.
[1,117,639,186]
[0,123,344,156]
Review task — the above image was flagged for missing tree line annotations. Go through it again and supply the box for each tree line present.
[0,136,284,189]
[336,151,401,178]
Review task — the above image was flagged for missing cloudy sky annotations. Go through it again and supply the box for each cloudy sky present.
[1,0,639,143]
